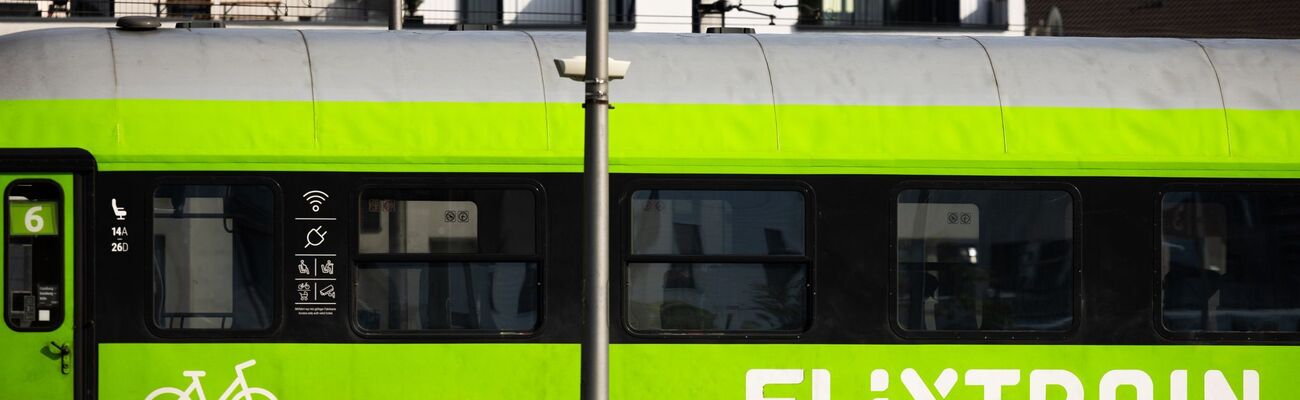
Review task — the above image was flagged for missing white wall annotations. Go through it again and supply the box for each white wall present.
[960,0,1021,29]
[501,0,579,24]
[416,0,458,24]
[631,0,690,33]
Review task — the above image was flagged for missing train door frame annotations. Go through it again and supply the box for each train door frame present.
[0,149,95,400]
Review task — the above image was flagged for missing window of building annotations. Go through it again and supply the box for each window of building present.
[896,188,1075,333]
[626,189,809,334]
[1161,191,1300,334]
[355,187,540,333]
[152,184,275,331]
[887,0,959,25]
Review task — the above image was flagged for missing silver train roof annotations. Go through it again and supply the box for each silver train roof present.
[2,28,1298,111]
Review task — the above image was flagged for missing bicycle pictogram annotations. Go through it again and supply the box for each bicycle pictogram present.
[145,359,277,400]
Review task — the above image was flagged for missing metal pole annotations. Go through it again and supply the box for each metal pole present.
[582,0,610,397]
[692,0,701,33]
[389,0,402,30]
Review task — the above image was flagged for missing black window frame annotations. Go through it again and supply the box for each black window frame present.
[1154,183,1300,343]
[3,179,66,332]
[619,179,816,338]
[349,180,547,338]
[888,180,1083,341]
[145,176,283,339]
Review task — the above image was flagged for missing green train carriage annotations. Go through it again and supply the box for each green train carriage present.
[1,25,1299,399]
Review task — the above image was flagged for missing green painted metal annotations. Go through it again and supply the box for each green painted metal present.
[0,174,74,400]
[2,99,1300,176]
[611,344,1299,400]
[95,342,1300,399]
[98,343,579,399]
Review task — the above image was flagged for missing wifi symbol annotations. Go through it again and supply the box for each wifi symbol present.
[303,190,329,213]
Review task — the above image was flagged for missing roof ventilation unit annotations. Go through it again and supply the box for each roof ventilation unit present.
[116,16,161,31]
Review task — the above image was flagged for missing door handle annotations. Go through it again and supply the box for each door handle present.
[49,342,70,375]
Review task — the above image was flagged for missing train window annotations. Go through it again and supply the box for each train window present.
[355,262,538,331]
[629,190,804,256]
[152,185,275,330]
[5,180,64,331]
[358,189,535,255]
[626,189,809,334]
[1161,191,1300,333]
[896,189,1074,333]
[354,187,540,334]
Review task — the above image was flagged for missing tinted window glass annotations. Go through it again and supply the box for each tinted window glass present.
[626,189,809,334]
[356,262,538,331]
[355,187,541,334]
[630,190,804,256]
[627,263,806,332]
[358,189,534,255]
[153,185,274,330]
[1162,191,1300,333]
[896,189,1074,332]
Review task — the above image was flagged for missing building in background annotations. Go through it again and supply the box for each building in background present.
[793,0,1019,33]
[0,0,1024,35]
[1026,0,1300,38]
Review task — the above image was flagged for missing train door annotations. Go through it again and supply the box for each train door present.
[0,174,76,399]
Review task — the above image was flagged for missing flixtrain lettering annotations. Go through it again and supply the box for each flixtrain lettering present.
[745,369,1259,400]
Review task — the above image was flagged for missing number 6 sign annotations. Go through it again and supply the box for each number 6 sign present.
[10,201,58,236]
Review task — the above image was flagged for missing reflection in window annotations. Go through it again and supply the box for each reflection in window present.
[152,185,274,330]
[355,187,540,333]
[358,189,534,255]
[630,190,804,256]
[627,189,808,333]
[356,262,538,331]
[627,263,805,331]
[896,189,1074,332]
[1162,192,1300,333]
[6,244,34,325]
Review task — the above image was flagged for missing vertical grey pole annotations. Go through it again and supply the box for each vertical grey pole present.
[389,0,402,30]
[582,0,610,397]
[691,0,701,33]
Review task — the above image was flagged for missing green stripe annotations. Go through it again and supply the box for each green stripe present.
[612,344,1300,400]
[1227,109,1300,159]
[98,343,579,399]
[775,104,1005,158]
[3,99,1300,176]
[1003,107,1229,157]
[316,100,551,160]
[96,343,1300,399]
